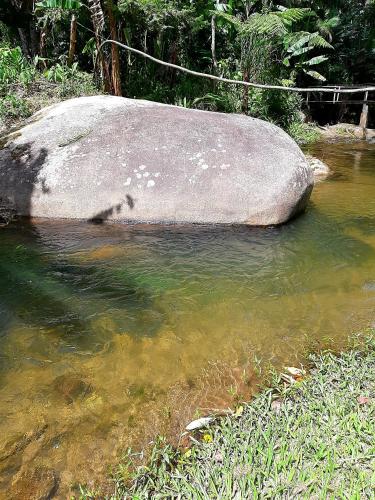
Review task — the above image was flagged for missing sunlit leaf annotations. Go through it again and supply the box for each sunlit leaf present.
[304,69,326,81]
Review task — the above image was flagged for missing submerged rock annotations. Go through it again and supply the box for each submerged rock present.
[0,96,313,226]
[53,374,92,404]
[305,154,331,181]
[10,466,58,499]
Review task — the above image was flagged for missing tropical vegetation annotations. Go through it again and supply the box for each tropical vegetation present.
[0,1,375,135]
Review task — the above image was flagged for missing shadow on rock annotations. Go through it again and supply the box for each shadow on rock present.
[0,138,48,221]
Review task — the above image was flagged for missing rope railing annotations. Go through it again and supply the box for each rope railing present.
[98,40,375,95]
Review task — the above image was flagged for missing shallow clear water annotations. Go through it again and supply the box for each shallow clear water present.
[0,142,374,496]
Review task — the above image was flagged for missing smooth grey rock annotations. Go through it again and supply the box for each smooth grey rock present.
[0,96,313,225]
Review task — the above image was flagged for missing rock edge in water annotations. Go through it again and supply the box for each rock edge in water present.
[0,96,313,226]
[305,154,331,181]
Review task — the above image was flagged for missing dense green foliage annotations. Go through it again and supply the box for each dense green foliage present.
[111,335,375,498]
[0,1,374,136]
[0,45,96,131]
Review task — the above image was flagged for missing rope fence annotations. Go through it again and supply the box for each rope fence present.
[98,40,375,95]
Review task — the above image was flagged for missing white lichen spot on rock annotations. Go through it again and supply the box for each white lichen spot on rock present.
[123,177,131,186]
[139,165,146,170]
[154,172,160,177]
[136,173,142,179]
[201,164,209,170]
[143,172,149,177]
[147,180,155,188]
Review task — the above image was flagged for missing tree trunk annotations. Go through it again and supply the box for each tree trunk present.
[211,15,217,70]
[17,27,31,58]
[29,22,39,57]
[67,13,77,67]
[87,0,111,92]
[39,26,48,69]
[106,0,122,96]
[3,1,38,58]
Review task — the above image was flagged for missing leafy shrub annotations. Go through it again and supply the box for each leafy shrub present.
[0,94,31,122]
[44,60,79,83]
[0,47,36,85]
[248,87,302,129]
[287,121,322,145]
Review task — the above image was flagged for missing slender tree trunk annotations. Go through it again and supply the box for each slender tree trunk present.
[39,25,48,69]
[87,0,111,92]
[29,23,39,57]
[67,13,77,67]
[106,0,122,96]
[211,15,217,70]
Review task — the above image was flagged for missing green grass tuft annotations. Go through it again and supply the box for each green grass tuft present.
[288,121,322,145]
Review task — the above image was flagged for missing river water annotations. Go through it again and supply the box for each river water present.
[0,142,374,497]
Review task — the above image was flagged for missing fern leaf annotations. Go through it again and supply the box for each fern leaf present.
[287,32,333,53]
[309,33,333,49]
[213,11,241,30]
[277,8,311,26]
[242,13,287,38]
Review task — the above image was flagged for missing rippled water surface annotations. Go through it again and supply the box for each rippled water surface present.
[0,142,375,497]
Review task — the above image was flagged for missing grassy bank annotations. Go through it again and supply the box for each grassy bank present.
[107,334,374,499]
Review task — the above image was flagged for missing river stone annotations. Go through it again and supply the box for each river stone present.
[305,154,331,181]
[53,374,92,404]
[10,466,58,499]
[0,96,313,225]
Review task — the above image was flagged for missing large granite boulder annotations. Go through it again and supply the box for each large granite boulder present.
[0,96,313,225]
